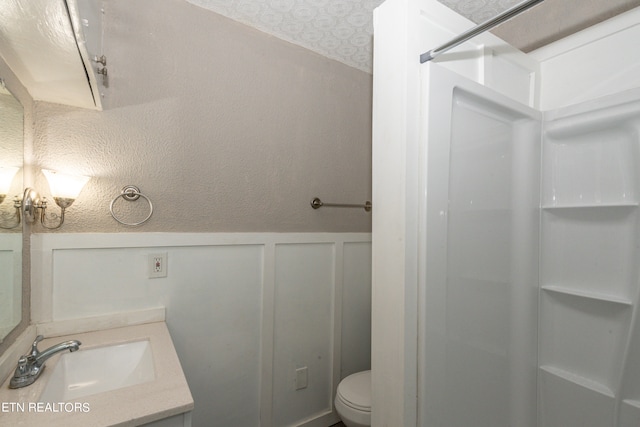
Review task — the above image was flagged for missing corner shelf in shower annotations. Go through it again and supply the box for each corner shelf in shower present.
[620,400,640,427]
[539,287,632,395]
[540,365,615,398]
[542,202,639,210]
[541,285,633,307]
[540,201,638,302]
[624,399,640,409]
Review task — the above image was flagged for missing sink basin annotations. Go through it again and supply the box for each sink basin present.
[39,340,155,402]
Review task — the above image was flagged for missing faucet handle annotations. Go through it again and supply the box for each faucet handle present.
[30,335,44,357]
[16,356,28,374]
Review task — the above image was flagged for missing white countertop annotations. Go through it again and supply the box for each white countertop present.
[0,322,193,426]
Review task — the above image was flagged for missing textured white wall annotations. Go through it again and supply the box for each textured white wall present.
[32,0,372,233]
[0,92,22,174]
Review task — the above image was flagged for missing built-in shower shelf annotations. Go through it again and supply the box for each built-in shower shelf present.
[540,365,615,398]
[542,202,639,210]
[541,285,633,306]
[624,399,640,409]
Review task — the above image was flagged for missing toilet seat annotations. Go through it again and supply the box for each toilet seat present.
[336,370,371,412]
[335,370,371,427]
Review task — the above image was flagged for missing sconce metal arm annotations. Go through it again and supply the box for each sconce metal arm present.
[39,198,66,230]
[23,188,68,230]
[0,196,22,229]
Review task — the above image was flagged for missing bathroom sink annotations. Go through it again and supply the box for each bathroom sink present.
[39,340,155,402]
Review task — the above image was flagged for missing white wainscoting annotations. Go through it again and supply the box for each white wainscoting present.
[31,233,372,427]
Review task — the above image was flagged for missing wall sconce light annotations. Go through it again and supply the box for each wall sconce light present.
[23,169,90,229]
[0,166,21,229]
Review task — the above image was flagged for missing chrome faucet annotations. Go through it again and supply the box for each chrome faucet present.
[9,335,81,389]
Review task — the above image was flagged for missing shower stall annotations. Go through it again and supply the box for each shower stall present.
[371,1,640,426]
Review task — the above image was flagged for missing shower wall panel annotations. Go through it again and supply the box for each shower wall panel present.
[540,90,640,427]
[419,64,540,427]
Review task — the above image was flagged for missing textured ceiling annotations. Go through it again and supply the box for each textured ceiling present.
[185,0,384,72]
[185,0,638,73]
[185,0,521,72]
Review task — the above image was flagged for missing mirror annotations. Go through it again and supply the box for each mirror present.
[0,80,23,343]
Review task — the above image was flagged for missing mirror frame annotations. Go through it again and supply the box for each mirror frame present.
[0,64,32,357]
[0,84,24,345]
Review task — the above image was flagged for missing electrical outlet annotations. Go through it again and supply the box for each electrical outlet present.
[148,253,167,278]
[295,367,308,390]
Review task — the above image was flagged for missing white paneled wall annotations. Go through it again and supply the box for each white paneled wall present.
[273,244,335,426]
[31,233,372,427]
[340,243,372,379]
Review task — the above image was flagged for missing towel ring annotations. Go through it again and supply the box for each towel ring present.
[109,185,153,226]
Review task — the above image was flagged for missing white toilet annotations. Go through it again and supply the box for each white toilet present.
[334,370,371,427]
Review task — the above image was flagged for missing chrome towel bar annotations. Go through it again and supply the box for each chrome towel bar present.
[310,197,372,212]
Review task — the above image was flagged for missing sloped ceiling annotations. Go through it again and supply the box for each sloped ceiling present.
[185,0,640,73]
[185,0,383,72]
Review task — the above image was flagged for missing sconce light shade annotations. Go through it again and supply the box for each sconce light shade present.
[0,166,19,196]
[22,170,91,229]
[42,169,90,201]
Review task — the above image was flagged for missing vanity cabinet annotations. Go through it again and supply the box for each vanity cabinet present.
[0,321,194,427]
[0,0,105,110]
[140,412,193,427]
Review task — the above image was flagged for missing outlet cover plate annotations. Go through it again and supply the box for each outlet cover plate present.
[148,252,167,278]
